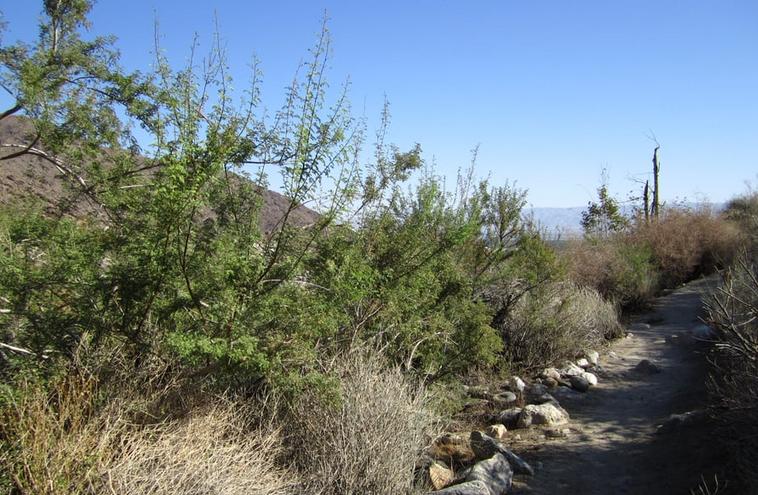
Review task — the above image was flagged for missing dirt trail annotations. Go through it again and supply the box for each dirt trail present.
[514,277,724,495]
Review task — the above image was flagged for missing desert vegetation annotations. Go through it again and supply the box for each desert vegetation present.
[704,190,758,493]
[0,2,748,494]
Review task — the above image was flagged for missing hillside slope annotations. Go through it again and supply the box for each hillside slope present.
[0,116,319,233]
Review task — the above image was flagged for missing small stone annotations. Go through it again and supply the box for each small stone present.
[576,358,590,368]
[581,372,598,386]
[543,377,559,389]
[635,359,662,374]
[541,367,562,381]
[509,376,526,393]
[486,424,507,440]
[528,383,548,396]
[517,403,569,428]
[585,350,600,366]
[493,391,518,407]
[569,374,591,392]
[495,407,523,429]
[560,362,585,377]
[429,461,455,490]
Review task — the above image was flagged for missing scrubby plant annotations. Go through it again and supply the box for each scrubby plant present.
[499,281,621,371]
[706,254,758,492]
[284,348,439,495]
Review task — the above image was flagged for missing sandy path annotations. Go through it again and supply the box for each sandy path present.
[513,277,724,494]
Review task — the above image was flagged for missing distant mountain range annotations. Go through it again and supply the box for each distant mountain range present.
[526,202,726,237]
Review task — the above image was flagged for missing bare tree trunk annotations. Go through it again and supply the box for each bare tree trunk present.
[643,180,650,223]
[652,146,660,219]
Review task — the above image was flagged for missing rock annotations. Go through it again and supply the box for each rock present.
[466,453,513,495]
[559,361,585,377]
[530,392,559,407]
[635,359,662,375]
[508,376,526,393]
[428,479,491,495]
[493,391,518,407]
[543,377,559,389]
[541,367,562,381]
[517,403,569,428]
[569,374,591,392]
[527,383,548,397]
[469,431,535,476]
[691,324,716,340]
[495,407,523,429]
[429,461,455,490]
[625,332,634,339]
[486,424,507,440]
[581,371,598,387]
[585,350,600,366]
[428,433,474,464]
[576,357,590,368]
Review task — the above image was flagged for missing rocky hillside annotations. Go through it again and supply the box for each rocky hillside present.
[0,116,319,233]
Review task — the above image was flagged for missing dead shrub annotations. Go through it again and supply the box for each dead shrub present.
[105,401,296,495]
[500,281,621,371]
[634,207,740,286]
[285,349,439,495]
[706,255,758,492]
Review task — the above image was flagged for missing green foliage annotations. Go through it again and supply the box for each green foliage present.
[581,184,628,238]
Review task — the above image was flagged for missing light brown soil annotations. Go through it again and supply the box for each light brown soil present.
[511,277,726,495]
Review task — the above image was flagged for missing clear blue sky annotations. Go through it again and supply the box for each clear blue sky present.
[2,1,757,207]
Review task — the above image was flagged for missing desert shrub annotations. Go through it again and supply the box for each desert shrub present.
[724,191,758,253]
[498,281,621,371]
[284,348,439,495]
[562,238,658,308]
[632,207,740,286]
[706,255,758,492]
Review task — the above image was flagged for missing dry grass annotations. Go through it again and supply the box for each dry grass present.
[500,281,621,371]
[285,348,439,495]
[0,353,297,495]
[0,370,123,494]
[104,401,296,495]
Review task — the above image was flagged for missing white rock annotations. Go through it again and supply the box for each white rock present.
[541,367,562,381]
[486,423,508,440]
[509,376,526,392]
[517,403,569,428]
[576,358,590,368]
[585,350,600,366]
[581,371,598,386]
[560,362,584,377]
